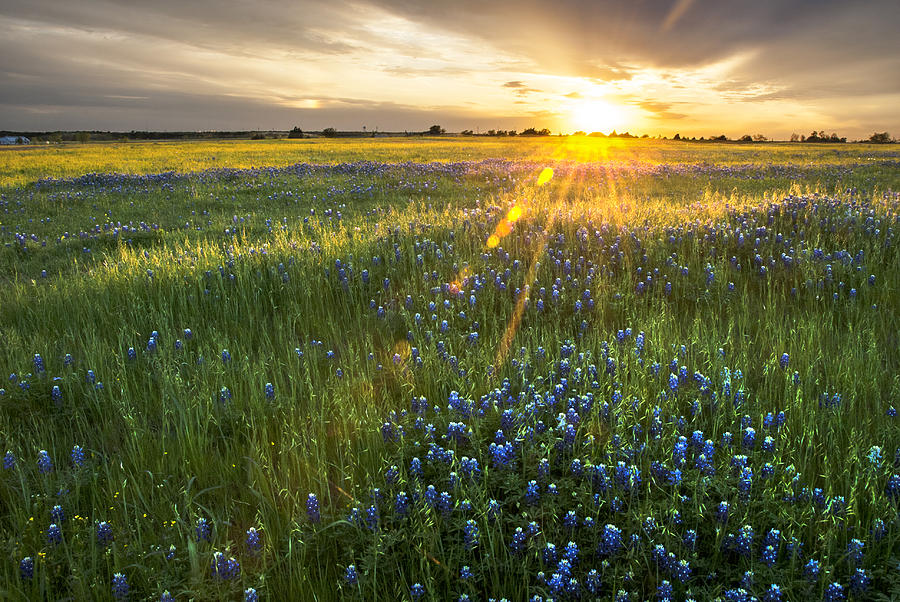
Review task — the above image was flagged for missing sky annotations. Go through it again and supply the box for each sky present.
[1,0,898,139]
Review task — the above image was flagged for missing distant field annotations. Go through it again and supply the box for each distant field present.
[1,139,898,600]
[1,136,897,188]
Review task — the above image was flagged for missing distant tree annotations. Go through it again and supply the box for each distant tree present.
[288,126,304,139]
[739,134,753,142]
[869,132,892,143]
[572,131,586,136]
[753,134,768,142]
[790,133,800,142]
[519,127,550,136]
[75,131,90,143]
[673,133,681,140]
[588,131,607,137]
[460,129,474,136]
[711,134,728,141]
[428,125,445,135]
[321,127,337,138]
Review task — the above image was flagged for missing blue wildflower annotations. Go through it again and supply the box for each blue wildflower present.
[307,493,320,523]
[47,522,62,545]
[96,521,113,545]
[19,556,33,580]
[344,564,358,586]
[37,450,53,474]
[823,582,844,602]
[111,573,129,601]
[246,527,261,554]
[71,445,85,467]
[195,518,211,542]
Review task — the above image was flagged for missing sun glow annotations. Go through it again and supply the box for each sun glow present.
[570,99,626,135]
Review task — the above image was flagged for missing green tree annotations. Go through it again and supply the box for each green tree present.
[869,132,892,143]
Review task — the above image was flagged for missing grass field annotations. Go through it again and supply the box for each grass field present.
[1,137,898,601]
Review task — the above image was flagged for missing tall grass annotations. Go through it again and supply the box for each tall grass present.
[0,141,898,600]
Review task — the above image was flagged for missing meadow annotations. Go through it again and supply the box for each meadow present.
[0,137,898,601]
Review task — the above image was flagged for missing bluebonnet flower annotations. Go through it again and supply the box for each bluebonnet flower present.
[763,584,782,602]
[762,545,777,567]
[246,527,261,554]
[33,354,45,374]
[487,499,500,522]
[344,564,358,585]
[196,518,211,542]
[265,382,275,400]
[47,522,62,545]
[71,445,85,467]
[543,542,557,564]
[804,559,820,582]
[564,541,579,565]
[525,480,540,504]
[127,347,136,360]
[779,353,789,369]
[306,493,320,523]
[160,591,174,602]
[735,525,754,557]
[509,527,527,554]
[51,504,65,523]
[244,588,259,602]
[742,427,756,449]
[211,551,240,580]
[219,387,232,404]
[866,445,883,467]
[683,529,697,550]
[716,501,730,523]
[846,538,864,565]
[37,450,53,474]
[111,572,128,601]
[64,353,73,366]
[96,521,114,545]
[51,385,62,405]
[823,582,844,602]
[221,349,231,363]
[411,583,425,599]
[850,568,871,594]
[887,474,900,500]
[3,451,15,470]
[19,556,33,580]
[365,505,379,530]
[657,580,673,600]
[599,524,623,555]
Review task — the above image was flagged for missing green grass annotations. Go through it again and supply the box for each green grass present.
[0,138,898,600]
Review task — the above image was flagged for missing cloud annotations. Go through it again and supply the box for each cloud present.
[0,0,897,136]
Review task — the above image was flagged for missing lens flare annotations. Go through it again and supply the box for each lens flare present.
[536,167,554,186]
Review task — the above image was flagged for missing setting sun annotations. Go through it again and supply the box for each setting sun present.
[569,98,627,134]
